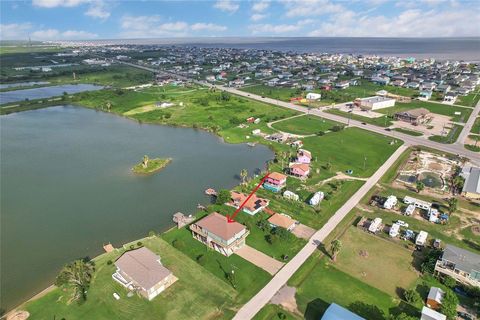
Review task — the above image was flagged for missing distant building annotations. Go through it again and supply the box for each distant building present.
[309,191,325,206]
[113,247,176,300]
[321,303,365,320]
[190,212,249,256]
[461,167,480,200]
[394,108,431,125]
[296,149,312,164]
[263,172,288,193]
[419,90,433,100]
[289,163,310,178]
[229,191,269,215]
[434,244,480,287]
[354,96,396,111]
[306,92,321,100]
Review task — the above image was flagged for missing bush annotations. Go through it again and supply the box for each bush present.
[257,219,271,232]
[404,289,421,305]
[272,227,291,240]
[440,290,459,320]
[106,260,113,265]
[196,254,206,265]
[442,275,456,289]
[229,117,242,125]
[172,239,185,250]
[331,125,345,132]
[216,189,231,205]
[137,241,143,247]
[148,230,156,237]
[316,131,325,136]
[421,249,442,274]
[129,245,135,250]
[265,234,278,245]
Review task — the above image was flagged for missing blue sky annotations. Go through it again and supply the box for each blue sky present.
[1,0,479,40]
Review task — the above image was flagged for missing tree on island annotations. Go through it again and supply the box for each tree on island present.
[55,258,95,304]
[240,169,248,185]
[216,189,231,205]
[416,181,425,193]
[142,155,149,168]
[330,239,342,262]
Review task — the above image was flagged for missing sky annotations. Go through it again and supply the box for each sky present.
[0,0,479,41]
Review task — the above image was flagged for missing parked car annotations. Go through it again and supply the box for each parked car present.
[361,122,367,125]
[396,220,409,228]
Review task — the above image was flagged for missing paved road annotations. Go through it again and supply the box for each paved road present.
[232,145,408,320]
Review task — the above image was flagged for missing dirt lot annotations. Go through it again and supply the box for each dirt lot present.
[392,114,453,137]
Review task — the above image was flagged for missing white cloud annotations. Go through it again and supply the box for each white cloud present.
[191,23,227,32]
[252,0,270,12]
[250,13,267,21]
[0,23,33,40]
[308,8,480,37]
[213,0,239,13]
[282,0,344,17]
[32,0,88,8]
[119,15,227,38]
[31,28,98,40]
[85,0,110,19]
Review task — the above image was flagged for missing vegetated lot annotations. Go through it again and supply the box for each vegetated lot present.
[334,226,418,296]
[161,223,272,304]
[456,90,480,107]
[288,251,413,320]
[75,86,298,144]
[302,127,401,179]
[271,115,341,135]
[471,117,480,134]
[241,84,302,101]
[393,128,424,136]
[24,237,241,320]
[428,124,464,144]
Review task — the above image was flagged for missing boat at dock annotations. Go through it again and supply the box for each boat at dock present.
[204,188,217,196]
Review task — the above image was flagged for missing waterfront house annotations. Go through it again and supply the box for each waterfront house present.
[268,213,297,231]
[296,149,312,164]
[229,191,269,215]
[289,163,310,178]
[434,244,480,287]
[190,212,249,256]
[113,247,176,300]
[263,172,288,192]
[426,287,444,310]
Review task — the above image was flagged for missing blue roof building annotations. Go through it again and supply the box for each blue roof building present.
[321,303,365,320]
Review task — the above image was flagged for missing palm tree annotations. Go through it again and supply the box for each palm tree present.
[240,169,248,185]
[331,239,342,262]
[142,155,149,168]
[55,259,95,304]
[325,162,332,172]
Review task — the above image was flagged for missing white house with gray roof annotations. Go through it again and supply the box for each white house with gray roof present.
[434,244,480,287]
[461,167,480,200]
[113,247,177,300]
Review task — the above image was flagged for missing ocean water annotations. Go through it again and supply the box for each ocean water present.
[93,37,480,61]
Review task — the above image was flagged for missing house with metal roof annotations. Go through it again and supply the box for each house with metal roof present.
[321,303,365,320]
[113,247,177,300]
[426,287,444,310]
[421,306,446,320]
[461,167,480,200]
[434,244,480,287]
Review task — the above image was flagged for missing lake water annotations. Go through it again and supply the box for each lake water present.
[0,105,273,311]
[0,82,50,90]
[0,84,104,104]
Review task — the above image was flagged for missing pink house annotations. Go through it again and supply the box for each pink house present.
[289,163,310,178]
[263,172,288,192]
[296,149,312,164]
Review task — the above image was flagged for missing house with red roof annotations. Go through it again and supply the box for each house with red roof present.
[228,191,270,215]
[289,163,310,178]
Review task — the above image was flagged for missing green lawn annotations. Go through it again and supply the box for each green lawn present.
[241,84,301,102]
[271,115,341,135]
[253,304,302,320]
[471,117,480,134]
[393,128,423,136]
[334,226,419,296]
[161,225,272,304]
[24,237,241,320]
[456,90,480,107]
[326,108,390,127]
[288,252,417,320]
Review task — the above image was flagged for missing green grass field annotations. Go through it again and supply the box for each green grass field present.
[471,117,480,134]
[334,226,419,296]
[253,304,302,320]
[271,115,341,135]
[393,128,424,136]
[456,90,480,107]
[24,237,241,320]
[161,226,272,303]
[428,124,463,144]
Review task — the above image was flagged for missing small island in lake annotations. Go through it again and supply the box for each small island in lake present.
[132,155,172,175]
